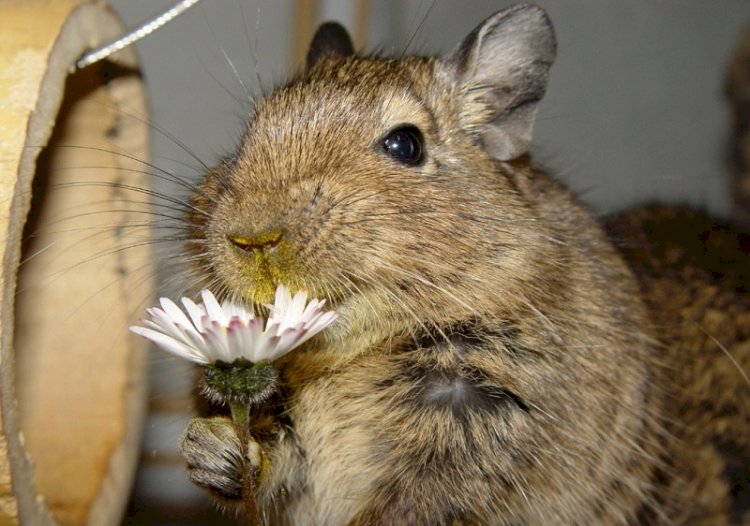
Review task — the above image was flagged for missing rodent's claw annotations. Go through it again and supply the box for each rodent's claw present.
[181,416,246,501]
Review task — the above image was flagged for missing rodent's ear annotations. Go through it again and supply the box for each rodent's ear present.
[306,22,355,70]
[445,4,556,161]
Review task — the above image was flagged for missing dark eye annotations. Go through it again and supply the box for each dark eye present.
[381,125,424,165]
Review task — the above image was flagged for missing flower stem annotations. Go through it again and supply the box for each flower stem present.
[228,400,261,526]
[229,399,250,428]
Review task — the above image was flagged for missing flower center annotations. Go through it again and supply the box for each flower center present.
[202,359,278,406]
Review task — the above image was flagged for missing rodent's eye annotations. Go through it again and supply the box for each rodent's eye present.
[380,125,424,165]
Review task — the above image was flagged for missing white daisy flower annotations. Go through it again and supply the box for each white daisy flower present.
[130,285,338,366]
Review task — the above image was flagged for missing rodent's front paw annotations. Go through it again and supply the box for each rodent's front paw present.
[181,416,260,501]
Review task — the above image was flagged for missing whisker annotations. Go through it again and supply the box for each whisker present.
[47,179,210,217]
[44,153,205,196]
[17,237,182,289]
[44,142,205,201]
[84,98,213,174]
[696,323,750,389]
[400,0,438,58]
[198,5,255,107]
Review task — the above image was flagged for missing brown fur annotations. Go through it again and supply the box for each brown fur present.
[180,6,750,525]
[606,207,750,524]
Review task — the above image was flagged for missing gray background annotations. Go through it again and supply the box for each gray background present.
[106,0,750,521]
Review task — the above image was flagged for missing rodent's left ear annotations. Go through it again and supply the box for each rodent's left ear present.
[306,22,355,70]
[444,4,556,161]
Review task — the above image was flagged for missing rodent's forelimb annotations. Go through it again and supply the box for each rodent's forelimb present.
[181,417,246,503]
[181,414,304,519]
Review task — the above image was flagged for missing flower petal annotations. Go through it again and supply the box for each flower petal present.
[182,297,207,332]
[252,321,282,362]
[301,298,325,322]
[132,285,337,367]
[304,310,339,336]
[289,290,308,326]
[145,308,202,349]
[269,327,307,361]
[199,330,225,363]
[201,289,227,326]
[222,299,254,322]
[129,326,208,364]
[275,285,292,310]
[241,317,264,362]
[159,297,196,331]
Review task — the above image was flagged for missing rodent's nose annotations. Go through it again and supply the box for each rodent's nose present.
[228,230,284,253]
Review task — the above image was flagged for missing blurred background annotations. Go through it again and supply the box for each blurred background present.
[103,0,750,523]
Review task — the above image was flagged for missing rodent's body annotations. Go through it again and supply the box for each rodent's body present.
[606,207,750,525]
[181,5,750,524]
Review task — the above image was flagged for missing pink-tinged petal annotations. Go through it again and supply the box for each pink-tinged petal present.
[144,307,172,331]
[140,318,191,346]
[180,322,207,350]
[304,311,339,336]
[244,315,262,336]
[274,285,292,311]
[226,319,251,358]
[252,327,282,362]
[266,290,285,321]
[263,320,281,339]
[145,307,179,334]
[265,307,282,330]
[132,285,337,366]
[301,299,325,322]
[129,326,208,364]
[259,333,282,362]
[291,324,324,349]
[286,312,338,350]
[241,317,264,361]
[268,285,300,329]
[201,289,227,326]
[286,290,309,327]
[232,318,265,362]
[269,327,307,361]
[210,320,233,359]
[145,308,200,348]
[159,297,195,330]
[150,312,209,352]
[182,297,207,331]
[201,328,231,363]
[222,300,254,322]
[176,321,206,348]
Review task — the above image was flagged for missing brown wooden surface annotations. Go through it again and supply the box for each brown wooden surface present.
[0,1,151,524]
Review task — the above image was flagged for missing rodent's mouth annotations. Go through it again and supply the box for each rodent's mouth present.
[224,277,349,312]
[212,236,353,310]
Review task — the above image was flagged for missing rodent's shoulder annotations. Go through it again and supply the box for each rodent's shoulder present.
[605,205,750,285]
[606,206,750,503]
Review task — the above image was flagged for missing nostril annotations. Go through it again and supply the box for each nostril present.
[228,230,284,253]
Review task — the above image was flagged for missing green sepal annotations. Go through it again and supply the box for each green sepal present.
[202,359,278,406]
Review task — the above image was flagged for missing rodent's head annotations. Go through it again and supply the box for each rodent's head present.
[190,5,556,342]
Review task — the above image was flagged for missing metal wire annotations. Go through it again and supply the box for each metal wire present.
[76,0,203,69]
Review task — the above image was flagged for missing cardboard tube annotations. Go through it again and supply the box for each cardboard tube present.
[0,1,151,524]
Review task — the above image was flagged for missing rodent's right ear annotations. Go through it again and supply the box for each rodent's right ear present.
[306,22,355,70]
[443,4,556,161]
